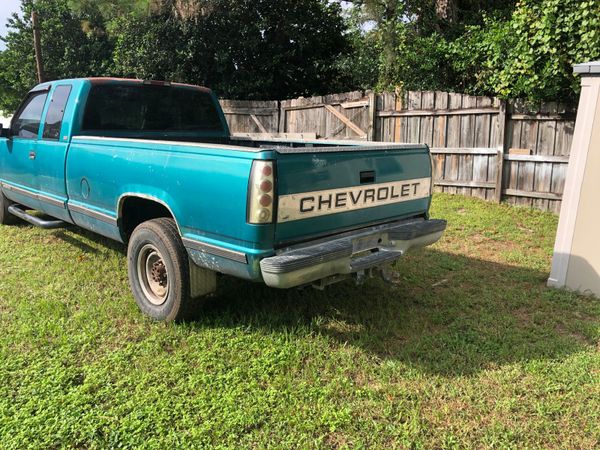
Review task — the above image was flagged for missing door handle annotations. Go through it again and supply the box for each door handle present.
[29,151,36,160]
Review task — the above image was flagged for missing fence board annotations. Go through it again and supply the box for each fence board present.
[421,91,435,146]
[537,102,558,156]
[555,120,575,156]
[408,91,422,143]
[443,93,462,194]
[473,96,491,199]
[379,92,395,142]
[433,91,449,147]
[221,99,279,134]
[459,96,476,196]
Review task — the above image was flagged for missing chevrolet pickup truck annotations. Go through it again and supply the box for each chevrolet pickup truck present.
[0,78,446,321]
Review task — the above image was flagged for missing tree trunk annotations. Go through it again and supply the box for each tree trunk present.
[31,11,45,83]
[436,0,456,22]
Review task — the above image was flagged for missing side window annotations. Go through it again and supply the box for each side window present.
[43,85,72,140]
[10,91,49,139]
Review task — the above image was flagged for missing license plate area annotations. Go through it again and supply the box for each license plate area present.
[352,233,386,254]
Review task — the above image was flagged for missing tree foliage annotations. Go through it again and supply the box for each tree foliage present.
[0,0,113,112]
[68,0,156,17]
[348,0,600,102]
[466,0,600,101]
[347,0,516,92]
[0,0,353,112]
[0,0,598,113]
[111,0,352,99]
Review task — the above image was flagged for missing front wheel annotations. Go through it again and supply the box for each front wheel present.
[127,218,208,321]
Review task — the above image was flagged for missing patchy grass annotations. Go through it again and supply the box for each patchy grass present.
[0,193,598,449]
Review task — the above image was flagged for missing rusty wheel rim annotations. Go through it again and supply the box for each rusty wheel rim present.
[137,244,169,306]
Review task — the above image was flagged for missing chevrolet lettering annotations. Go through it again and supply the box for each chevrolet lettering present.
[278,177,431,222]
[0,78,447,321]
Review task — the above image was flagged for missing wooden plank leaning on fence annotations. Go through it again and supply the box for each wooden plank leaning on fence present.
[323,105,367,139]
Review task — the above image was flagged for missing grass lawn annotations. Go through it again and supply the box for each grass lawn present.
[0,193,598,449]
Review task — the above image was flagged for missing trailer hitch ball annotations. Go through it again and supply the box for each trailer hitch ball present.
[376,264,394,284]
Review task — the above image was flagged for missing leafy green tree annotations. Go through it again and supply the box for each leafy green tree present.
[346,0,598,102]
[68,0,163,18]
[0,0,353,108]
[335,7,381,91]
[0,0,113,113]
[111,0,352,99]
[465,0,600,102]
[343,0,516,91]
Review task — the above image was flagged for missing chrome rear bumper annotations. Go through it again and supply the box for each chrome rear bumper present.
[260,218,446,289]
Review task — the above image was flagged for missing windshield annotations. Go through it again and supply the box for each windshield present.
[82,83,224,134]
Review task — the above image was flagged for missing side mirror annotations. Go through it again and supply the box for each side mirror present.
[0,124,11,139]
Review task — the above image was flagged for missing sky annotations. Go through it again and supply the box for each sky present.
[0,0,22,50]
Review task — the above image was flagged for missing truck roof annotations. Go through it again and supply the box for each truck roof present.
[31,77,212,93]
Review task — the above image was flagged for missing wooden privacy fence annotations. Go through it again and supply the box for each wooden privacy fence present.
[220,99,279,134]
[221,90,576,213]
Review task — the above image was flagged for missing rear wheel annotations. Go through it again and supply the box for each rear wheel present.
[0,191,18,225]
[127,218,206,321]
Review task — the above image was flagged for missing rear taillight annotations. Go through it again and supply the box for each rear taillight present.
[247,160,275,224]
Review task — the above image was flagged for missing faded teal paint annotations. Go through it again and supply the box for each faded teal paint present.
[66,136,276,249]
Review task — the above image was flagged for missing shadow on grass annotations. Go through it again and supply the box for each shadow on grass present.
[52,228,126,255]
[54,225,597,377]
[197,249,597,377]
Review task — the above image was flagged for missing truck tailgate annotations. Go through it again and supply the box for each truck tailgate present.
[274,144,432,245]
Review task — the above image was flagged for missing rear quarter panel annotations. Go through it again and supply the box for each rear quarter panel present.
[66,138,275,254]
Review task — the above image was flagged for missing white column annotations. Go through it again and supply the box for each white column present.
[548,61,600,292]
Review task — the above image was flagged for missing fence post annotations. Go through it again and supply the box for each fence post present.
[367,91,377,141]
[494,100,509,203]
[275,101,281,134]
[278,101,286,135]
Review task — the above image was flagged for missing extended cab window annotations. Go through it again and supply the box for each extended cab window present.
[43,85,72,140]
[11,91,49,139]
[81,84,224,134]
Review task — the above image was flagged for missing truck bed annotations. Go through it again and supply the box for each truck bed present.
[117,133,427,153]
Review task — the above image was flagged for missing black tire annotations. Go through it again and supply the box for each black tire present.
[127,218,196,322]
[0,190,18,225]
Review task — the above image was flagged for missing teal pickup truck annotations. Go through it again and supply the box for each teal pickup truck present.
[0,78,446,321]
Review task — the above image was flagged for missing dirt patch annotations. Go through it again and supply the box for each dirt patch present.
[513,306,532,327]
[555,323,595,346]
[324,432,351,449]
